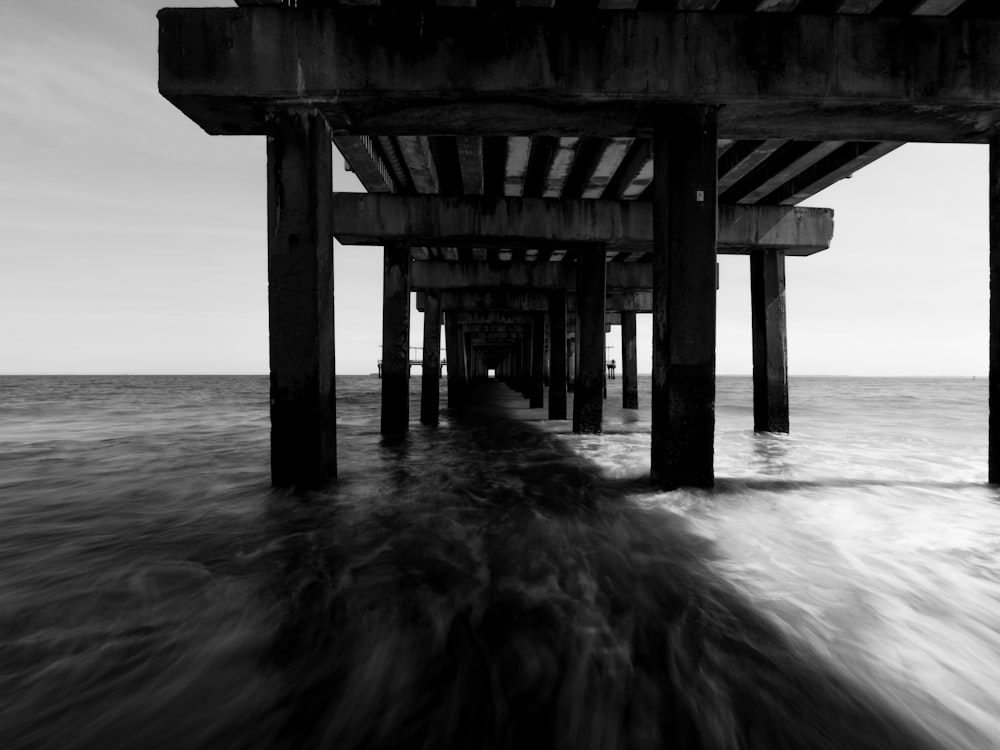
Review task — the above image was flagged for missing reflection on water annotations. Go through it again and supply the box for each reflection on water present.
[0,375,997,749]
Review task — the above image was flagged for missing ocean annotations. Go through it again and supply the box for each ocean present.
[1,374,998,749]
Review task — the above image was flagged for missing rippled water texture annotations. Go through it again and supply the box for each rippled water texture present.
[1,375,998,749]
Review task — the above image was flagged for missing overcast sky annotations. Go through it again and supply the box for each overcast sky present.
[0,0,989,376]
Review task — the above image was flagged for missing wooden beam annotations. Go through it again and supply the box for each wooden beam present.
[160,9,1000,142]
[674,0,721,8]
[598,0,639,8]
[331,193,835,256]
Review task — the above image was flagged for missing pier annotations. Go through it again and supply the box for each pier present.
[157,1,1000,490]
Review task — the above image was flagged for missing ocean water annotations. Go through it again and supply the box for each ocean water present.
[1,374,998,749]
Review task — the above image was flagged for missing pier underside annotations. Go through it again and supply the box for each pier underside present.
[159,0,1000,489]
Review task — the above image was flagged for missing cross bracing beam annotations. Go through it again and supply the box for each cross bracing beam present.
[160,8,1000,142]
[432,289,653,313]
[411,260,655,291]
[331,193,834,256]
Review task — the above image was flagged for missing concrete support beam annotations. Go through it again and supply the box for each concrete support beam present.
[266,109,336,489]
[718,139,786,193]
[621,311,639,409]
[530,312,545,408]
[332,193,834,256]
[421,291,442,426]
[573,254,606,434]
[333,135,396,193]
[412,259,653,292]
[159,9,1000,142]
[432,288,655,313]
[549,290,568,419]
[755,0,801,11]
[456,136,484,195]
[911,1,964,16]
[381,241,410,437]
[834,1,884,13]
[651,104,717,489]
[734,141,845,204]
[990,136,1000,483]
[750,251,790,433]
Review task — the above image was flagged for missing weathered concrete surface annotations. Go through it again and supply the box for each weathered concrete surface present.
[574,252,606,434]
[990,136,1000,483]
[159,8,1000,141]
[333,194,834,257]
[651,105,717,489]
[266,109,336,489]
[381,241,410,437]
[421,291,441,426]
[751,251,790,433]
[621,310,639,410]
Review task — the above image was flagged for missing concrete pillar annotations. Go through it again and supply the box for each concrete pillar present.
[567,334,577,393]
[464,332,473,389]
[521,326,532,397]
[445,313,462,410]
[621,311,639,409]
[990,136,1000,483]
[530,311,545,409]
[265,109,335,489]
[651,104,718,488]
[381,241,410,437]
[420,291,441,426]
[573,250,606,433]
[549,290,568,420]
[751,250,790,433]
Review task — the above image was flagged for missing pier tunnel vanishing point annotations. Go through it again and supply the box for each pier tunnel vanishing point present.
[158,0,1000,489]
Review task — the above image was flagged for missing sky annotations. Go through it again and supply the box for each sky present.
[0,0,990,376]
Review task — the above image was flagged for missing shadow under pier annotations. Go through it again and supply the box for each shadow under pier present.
[261,380,944,750]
